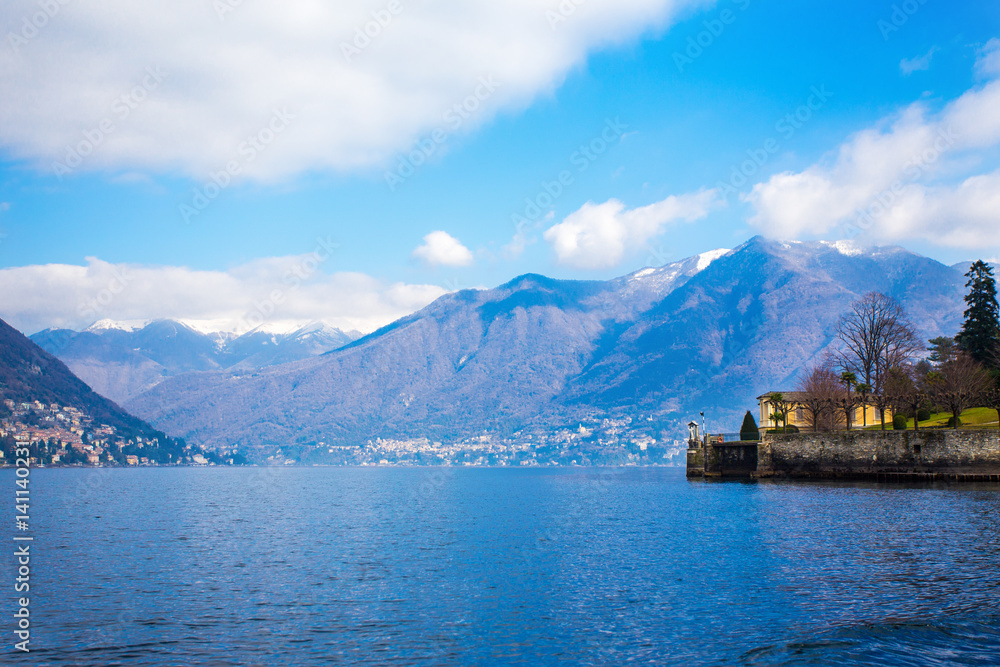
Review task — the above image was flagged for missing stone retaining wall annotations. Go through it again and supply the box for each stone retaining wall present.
[757,430,1000,478]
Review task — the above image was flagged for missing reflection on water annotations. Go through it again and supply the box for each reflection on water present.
[2,467,998,665]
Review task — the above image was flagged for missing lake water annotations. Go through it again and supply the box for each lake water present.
[3,466,1000,665]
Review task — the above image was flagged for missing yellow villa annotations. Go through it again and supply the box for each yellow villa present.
[756,392,892,431]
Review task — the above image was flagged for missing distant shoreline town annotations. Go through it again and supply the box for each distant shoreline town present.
[1,398,687,467]
[0,399,223,467]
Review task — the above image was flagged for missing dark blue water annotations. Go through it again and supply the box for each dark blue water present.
[2,467,999,665]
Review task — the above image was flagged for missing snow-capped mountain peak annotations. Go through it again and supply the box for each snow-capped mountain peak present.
[85,318,152,333]
[695,248,731,271]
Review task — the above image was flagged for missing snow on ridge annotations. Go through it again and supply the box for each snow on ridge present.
[696,248,730,272]
[239,321,305,336]
[630,268,658,279]
[626,266,681,285]
[177,319,312,336]
[85,318,151,333]
[820,239,864,257]
[291,320,341,336]
[233,319,350,337]
[82,317,352,338]
[627,247,730,283]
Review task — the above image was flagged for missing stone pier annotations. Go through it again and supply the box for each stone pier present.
[688,428,1000,481]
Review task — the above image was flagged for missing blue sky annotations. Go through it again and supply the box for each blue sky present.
[1,0,998,334]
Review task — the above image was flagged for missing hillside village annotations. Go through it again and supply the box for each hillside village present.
[0,399,220,466]
[264,416,688,467]
[0,392,686,467]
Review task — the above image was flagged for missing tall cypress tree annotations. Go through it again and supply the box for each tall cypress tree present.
[957,260,1000,369]
[739,410,760,441]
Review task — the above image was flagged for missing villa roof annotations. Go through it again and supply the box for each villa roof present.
[756,391,810,401]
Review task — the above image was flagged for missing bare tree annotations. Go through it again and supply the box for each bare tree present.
[989,345,1000,373]
[833,395,858,431]
[983,347,1000,429]
[926,354,992,428]
[897,391,929,431]
[873,391,894,430]
[797,366,841,431]
[835,293,921,430]
[855,383,872,427]
[883,366,917,429]
[836,292,921,392]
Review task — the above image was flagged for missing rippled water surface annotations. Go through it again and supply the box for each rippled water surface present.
[3,467,1000,665]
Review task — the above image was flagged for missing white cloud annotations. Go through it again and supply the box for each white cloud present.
[899,46,938,75]
[976,38,1000,78]
[746,41,1000,249]
[0,0,704,181]
[0,255,447,335]
[412,231,474,267]
[867,169,1000,248]
[501,228,532,260]
[543,189,722,269]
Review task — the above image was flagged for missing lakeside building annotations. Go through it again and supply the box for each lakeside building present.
[757,392,891,431]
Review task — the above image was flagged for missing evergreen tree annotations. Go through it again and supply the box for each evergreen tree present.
[739,411,760,441]
[927,336,958,365]
[957,261,1000,369]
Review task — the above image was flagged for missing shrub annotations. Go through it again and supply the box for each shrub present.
[916,408,931,422]
[946,415,962,428]
[739,411,760,441]
[892,414,908,430]
[766,425,799,434]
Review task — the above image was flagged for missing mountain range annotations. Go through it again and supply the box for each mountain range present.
[30,320,360,405]
[61,236,964,455]
[0,317,174,442]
